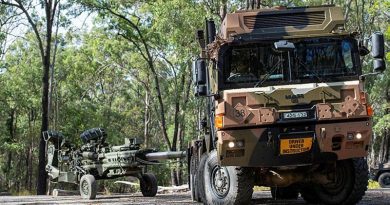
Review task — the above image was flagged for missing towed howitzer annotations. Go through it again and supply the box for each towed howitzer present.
[44,128,185,199]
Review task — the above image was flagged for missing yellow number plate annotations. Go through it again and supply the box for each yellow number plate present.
[280,138,313,155]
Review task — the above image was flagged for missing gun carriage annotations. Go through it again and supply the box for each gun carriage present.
[44,128,185,199]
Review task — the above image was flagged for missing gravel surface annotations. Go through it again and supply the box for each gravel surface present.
[1,189,389,204]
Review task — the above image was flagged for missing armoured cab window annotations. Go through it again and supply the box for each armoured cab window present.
[221,37,359,89]
[227,48,258,83]
[223,44,289,84]
[293,38,358,80]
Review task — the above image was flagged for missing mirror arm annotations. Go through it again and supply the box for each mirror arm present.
[206,93,220,99]
[359,72,381,81]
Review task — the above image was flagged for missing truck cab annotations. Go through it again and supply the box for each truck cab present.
[189,5,386,205]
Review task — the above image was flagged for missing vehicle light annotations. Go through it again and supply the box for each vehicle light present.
[347,133,354,140]
[356,133,362,140]
[236,140,244,148]
[215,114,224,129]
[228,141,235,148]
[366,105,374,116]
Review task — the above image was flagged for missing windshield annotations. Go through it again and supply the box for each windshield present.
[221,37,360,88]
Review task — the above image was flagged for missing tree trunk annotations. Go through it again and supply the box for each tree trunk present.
[38,0,59,195]
[37,53,50,195]
[219,0,227,21]
[144,90,150,147]
[176,125,185,185]
[28,145,33,191]
[0,0,59,195]
[171,169,179,186]
[386,132,390,163]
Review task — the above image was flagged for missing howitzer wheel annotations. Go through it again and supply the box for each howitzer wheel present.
[378,172,390,188]
[79,174,97,200]
[140,173,158,197]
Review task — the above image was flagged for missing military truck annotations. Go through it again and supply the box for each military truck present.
[188,5,386,205]
[370,162,390,188]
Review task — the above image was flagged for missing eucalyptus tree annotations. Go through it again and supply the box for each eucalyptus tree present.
[0,0,61,194]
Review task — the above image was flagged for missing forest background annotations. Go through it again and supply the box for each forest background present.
[0,0,388,195]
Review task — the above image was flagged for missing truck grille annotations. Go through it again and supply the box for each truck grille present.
[244,11,325,29]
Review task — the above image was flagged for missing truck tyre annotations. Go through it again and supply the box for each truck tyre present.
[314,158,368,205]
[299,184,320,204]
[271,186,298,200]
[79,174,97,199]
[378,172,390,188]
[140,173,158,197]
[203,150,254,205]
[197,152,209,203]
[190,152,201,202]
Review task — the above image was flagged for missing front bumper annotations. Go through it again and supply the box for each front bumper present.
[217,119,371,167]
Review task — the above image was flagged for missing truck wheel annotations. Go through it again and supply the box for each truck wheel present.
[79,174,97,199]
[203,150,254,205]
[190,152,201,202]
[314,158,368,205]
[197,152,209,203]
[378,172,390,188]
[271,186,298,199]
[299,184,320,204]
[140,173,158,197]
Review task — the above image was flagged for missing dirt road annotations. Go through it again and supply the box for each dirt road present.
[1,189,389,204]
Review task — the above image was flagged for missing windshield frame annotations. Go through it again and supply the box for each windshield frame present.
[217,36,362,90]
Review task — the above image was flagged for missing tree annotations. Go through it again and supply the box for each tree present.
[0,0,60,194]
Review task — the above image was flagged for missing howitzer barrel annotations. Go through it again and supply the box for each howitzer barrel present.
[145,151,186,161]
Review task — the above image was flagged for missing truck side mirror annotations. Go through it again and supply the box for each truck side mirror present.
[371,32,385,58]
[373,58,386,73]
[193,59,208,97]
[195,85,207,97]
[371,32,386,73]
[196,59,207,84]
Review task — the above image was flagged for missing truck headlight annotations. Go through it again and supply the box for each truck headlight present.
[227,140,244,148]
[356,133,362,140]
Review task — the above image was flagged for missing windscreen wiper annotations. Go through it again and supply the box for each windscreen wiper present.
[254,59,282,87]
[296,58,324,82]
